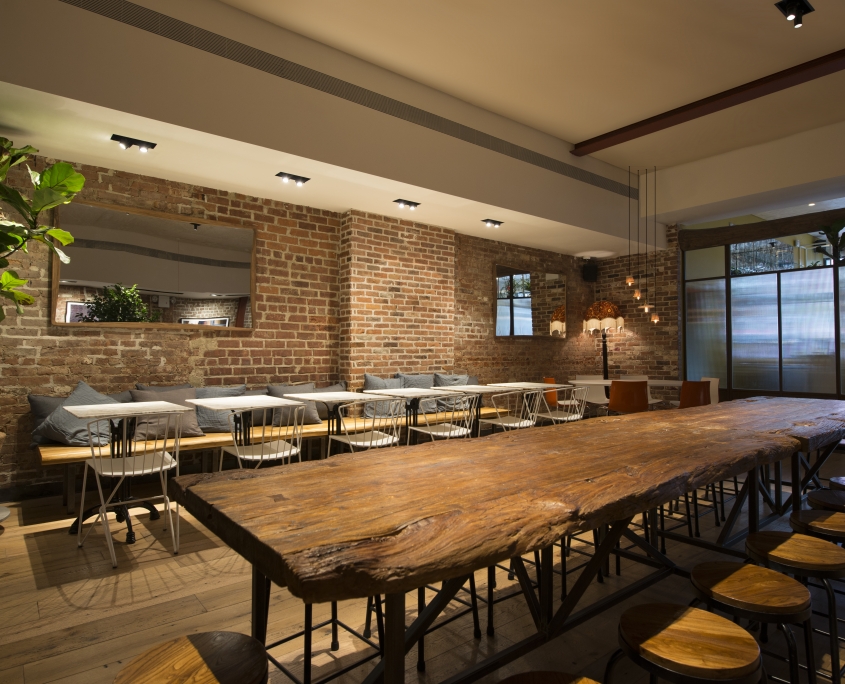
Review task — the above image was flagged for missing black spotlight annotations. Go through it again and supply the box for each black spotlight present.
[774,0,814,27]
[111,134,157,152]
[275,172,310,187]
[394,199,420,211]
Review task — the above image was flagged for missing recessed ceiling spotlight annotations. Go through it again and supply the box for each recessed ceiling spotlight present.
[275,172,310,186]
[809,203,816,206]
[774,0,814,27]
[482,219,503,229]
[191,222,200,231]
[111,134,157,152]
[394,199,420,211]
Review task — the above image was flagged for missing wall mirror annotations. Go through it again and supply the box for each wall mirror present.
[494,265,566,337]
[53,202,254,329]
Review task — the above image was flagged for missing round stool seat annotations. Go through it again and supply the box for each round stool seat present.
[746,531,845,577]
[829,476,845,492]
[499,672,599,684]
[790,510,845,541]
[691,562,810,616]
[114,631,267,684]
[619,603,760,680]
[808,489,845,512]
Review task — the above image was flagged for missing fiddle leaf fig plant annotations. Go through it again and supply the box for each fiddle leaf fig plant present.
[0,138,83,321]
[813,219,845,266]
[81,283,162,323]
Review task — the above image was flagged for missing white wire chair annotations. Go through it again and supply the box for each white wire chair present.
[478,389,543,433]
[407,392,479,444]
[327,398,404,456]
[220,404,304,470]
[77,411,182,568]
[537,386,588,424]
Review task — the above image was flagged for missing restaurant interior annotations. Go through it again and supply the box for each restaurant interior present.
[3,1,845,683]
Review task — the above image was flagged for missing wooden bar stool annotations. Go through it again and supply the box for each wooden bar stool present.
[747,531,845,682]
[690,562,813,684]
[603,603,763,683]
[501,672,599,684]
[828,477,845,492]
[790,509,845,544]
[807,489,845,513]
[114,631,268,684]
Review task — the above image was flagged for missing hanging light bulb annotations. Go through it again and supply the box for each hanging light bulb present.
[651,312,660,323]
[626,275,635,286]
[633,288,641,300]
[640,302,651,313]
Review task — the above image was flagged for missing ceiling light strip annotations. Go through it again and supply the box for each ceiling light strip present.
[58,0,634,200]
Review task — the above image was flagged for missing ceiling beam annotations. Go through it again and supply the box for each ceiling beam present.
[571,47,845,158]
[678,207,845,252]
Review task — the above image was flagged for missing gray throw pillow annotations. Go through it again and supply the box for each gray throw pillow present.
[268,383,322,425]
[434,373,470,410]
[244,388,272,426]
[108,390,134,403]
[396,373,436,413]
[28,394,68,445]
[468,376,479,386]
[135,383,193,392]
[195,385,247,433]
[364,374,402,418]
[129,388,205,439]
[313,381,348,420]
[33,381,117,447]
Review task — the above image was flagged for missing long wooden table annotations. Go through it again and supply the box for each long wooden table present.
[170,397,845,684]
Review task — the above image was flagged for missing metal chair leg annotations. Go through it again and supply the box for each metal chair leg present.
[603,648,625,683]
[487,566,495,636]
[417,587,426,672]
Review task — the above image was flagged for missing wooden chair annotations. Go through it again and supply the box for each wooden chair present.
[607,381,648,415]
[829,476,845,491]
[114,631,268,684]
[747,531,845,682]
[500,672,599,684]
[690,562,813,684]
[543,377,558,408]
[701,376,720,404]
[625,375,663,408]
[604,603,763,683]
[678,380,711,409]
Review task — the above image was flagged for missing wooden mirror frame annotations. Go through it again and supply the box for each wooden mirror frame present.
[50,200,257,331]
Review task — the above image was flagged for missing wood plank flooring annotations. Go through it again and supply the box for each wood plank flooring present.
[2,456,845,684]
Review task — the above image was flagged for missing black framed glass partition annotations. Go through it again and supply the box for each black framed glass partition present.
[683,233,841,399]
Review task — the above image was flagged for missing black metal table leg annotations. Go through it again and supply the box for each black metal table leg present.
[252,565,271,644]
[384,592,406,684]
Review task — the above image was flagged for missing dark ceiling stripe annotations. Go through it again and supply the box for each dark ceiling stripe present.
[58,0,634,199]
[72,238,251,269]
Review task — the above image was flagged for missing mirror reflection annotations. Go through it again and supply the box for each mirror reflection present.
[494,265,566,337]
[55,203,253,328]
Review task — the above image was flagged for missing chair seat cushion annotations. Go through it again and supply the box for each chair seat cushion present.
[619,603,760,680]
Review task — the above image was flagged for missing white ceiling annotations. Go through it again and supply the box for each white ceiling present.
[0,81,638,258]
[220,0,845,168]
[755,196,845,221]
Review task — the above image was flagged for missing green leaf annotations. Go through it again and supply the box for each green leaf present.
[0,258,7,268]
[45,228,74,246]
[38,162,85,195]
[27,164,40,187]
[31,187,71,213]
[31,234,71,263]
[1,270,29,289]
[0,183,33,225]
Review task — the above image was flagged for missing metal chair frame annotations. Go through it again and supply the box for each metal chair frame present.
[328,398,404,457]
[220,405,304,470]
[479,389,543,433]
[537,386,588,425]
[407,393,479,445]
[77,412,182,568]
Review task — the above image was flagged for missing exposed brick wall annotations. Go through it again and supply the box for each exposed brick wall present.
[595,226,681,400]
[0,157,340,499]
[338,211,455,387]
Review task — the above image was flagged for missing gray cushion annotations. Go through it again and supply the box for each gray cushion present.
[33,381,117,447]
[364,374,402,418]
[396,373,436,413]
[195,385,246,433]
[107,390,134,403]
[313,381,348,420]
[129,388,204,439]
[28,394,68,445]
[244,388,271,425]
[135,383,193,392]
[268,383,321,425]
[468,376,479,386]
[434,373,470,410]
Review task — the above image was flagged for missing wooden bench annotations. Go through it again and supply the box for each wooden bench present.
[40,407,504,513]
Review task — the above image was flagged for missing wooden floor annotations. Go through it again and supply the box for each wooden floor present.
[2,459,845,684]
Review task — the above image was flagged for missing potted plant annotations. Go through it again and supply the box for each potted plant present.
[81,283,162,323]
[0,138,84,322]
[813,219,845,266]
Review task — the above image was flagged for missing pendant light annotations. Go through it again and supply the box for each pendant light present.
[650,166,660,323]
[633,170,642,301]
[625,166,634,287]
[638,169,651,310]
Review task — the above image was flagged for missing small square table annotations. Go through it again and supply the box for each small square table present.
[187,396,303,445]
[284,391,384,435]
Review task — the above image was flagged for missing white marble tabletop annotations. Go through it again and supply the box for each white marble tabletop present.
[432,385,503,394]
[489,382,572,390]
[187,396,303,411]
[284,391,384,403]
[65,401,193,419]
[567,379,684,387]
[366,388,444,398]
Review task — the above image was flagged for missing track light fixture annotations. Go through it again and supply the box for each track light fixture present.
[191,223,200,231]
[482,219,503,229]
[275,172,310,186]
[774,0,814,27]
[394,199,420,211]
[111,134,157,152]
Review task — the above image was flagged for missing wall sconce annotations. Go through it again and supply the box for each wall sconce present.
[276,172,310,186]
[550,304,566,337]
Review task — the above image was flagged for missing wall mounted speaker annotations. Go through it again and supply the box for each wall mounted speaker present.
[582,262,598,282]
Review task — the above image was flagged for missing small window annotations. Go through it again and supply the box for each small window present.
[496,266,532,336]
